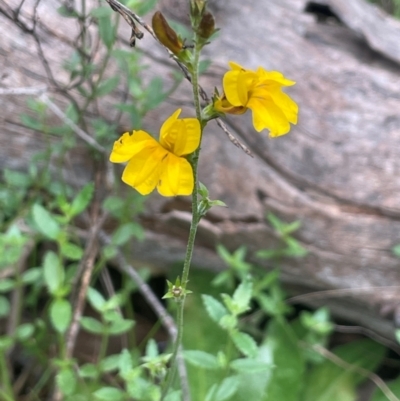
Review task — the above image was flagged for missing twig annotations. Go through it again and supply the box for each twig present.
[334,324,400,356]
[38,93,106,153]
[287,286,400,304]
[98,230,191,401]
[104,0,251,157]
[0,86,48,95]
[65,212,108,358]
[216,118,253,157]
[309,343,400,401]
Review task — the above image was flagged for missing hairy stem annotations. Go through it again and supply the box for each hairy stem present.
[161,41,203,400]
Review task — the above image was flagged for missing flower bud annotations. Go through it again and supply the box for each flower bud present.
[152,11,183,55]
[198,11,215,39]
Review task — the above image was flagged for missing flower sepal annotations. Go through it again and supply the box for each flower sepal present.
[163,276,192,302]
[197,182,227,218]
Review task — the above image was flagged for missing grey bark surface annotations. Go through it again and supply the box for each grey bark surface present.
[1,0,400,340]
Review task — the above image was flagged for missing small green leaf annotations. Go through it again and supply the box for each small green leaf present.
[56,367,77,396]
[206,376,239,401]
[22,268,42,284]
[50,299,72,333]
[111,222,144,246]
[232,276,253,313]
[93,387,124,401]
[202,294,228,324]
[133,0,159,15]
[100,354,121,372]
[146,339,159,358]
[4,170,32,188]
[69,183,94,217]
[230,358,271,373]
[96,76,120,97]
[184,350,219,370]
[32,204,61,240]
[87,287,106,312]
[57,5,79,18]
[0,278,15,292]
[80,317,104,334]
[118,349,133,376]
[15,323,35,341]
[230,331,257,358]
[108,319,135,335]
[97,14,116,49]
[79,363,98,379]
[43,251,64,294]
[0,296,10,318]
[60,242,84,261]
[392,244,400,258]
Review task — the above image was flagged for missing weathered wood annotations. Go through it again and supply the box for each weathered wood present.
[1,0,400,340]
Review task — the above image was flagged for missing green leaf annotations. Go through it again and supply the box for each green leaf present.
[87,287,106,312]
[80,317,104,334]
[202,294,228,324]
[302,339,386,401]
[32,204,60,240]
[0,278,15,292]
[100,354,121,372]
[90,6,112,18]
[232,276,253,314]
[43,251,64,294]
[93,387,124,401]
[284,237,308,257]
[4,169,32,188]
[145,338,159,358]
[143,77,166,110]
[97,14,116,49]
[230,331,257,358]
[118,349,133,376]
[392,244,400,258]
[15,323,35,341]
[79,363,98,379]
[69,183,94,217]
[206,376,239,401]
[133,0,159,15]
[111,222,144,246]
[60,242,84,261]
[108,319,135,335]
[230,358,271,374]
[266,213,284,232]
[56,367,77,396]
[262,318,304,401]
[21,268,42,284]
[57,5,79,18]
[96,76,120,97]
[184,350,219,370]
[0,296,10,318]
[50,299,72,333]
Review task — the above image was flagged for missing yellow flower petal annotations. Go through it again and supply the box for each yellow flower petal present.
[257,68,296,87]
[247,95,291,136]
[157,153,194,196]
[223,70,255,107]
[121,145,167,195]
[160,110,201,156]
[110,130,158,163]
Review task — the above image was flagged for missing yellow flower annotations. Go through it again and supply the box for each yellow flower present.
[214,62,298,137]
[110,109,200,196]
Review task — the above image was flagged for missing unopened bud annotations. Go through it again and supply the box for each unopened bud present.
[152,11,183,55]
[198,11,215,39]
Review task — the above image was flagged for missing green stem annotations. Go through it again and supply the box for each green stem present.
[0,349,14,401]
[161,42,204,399]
